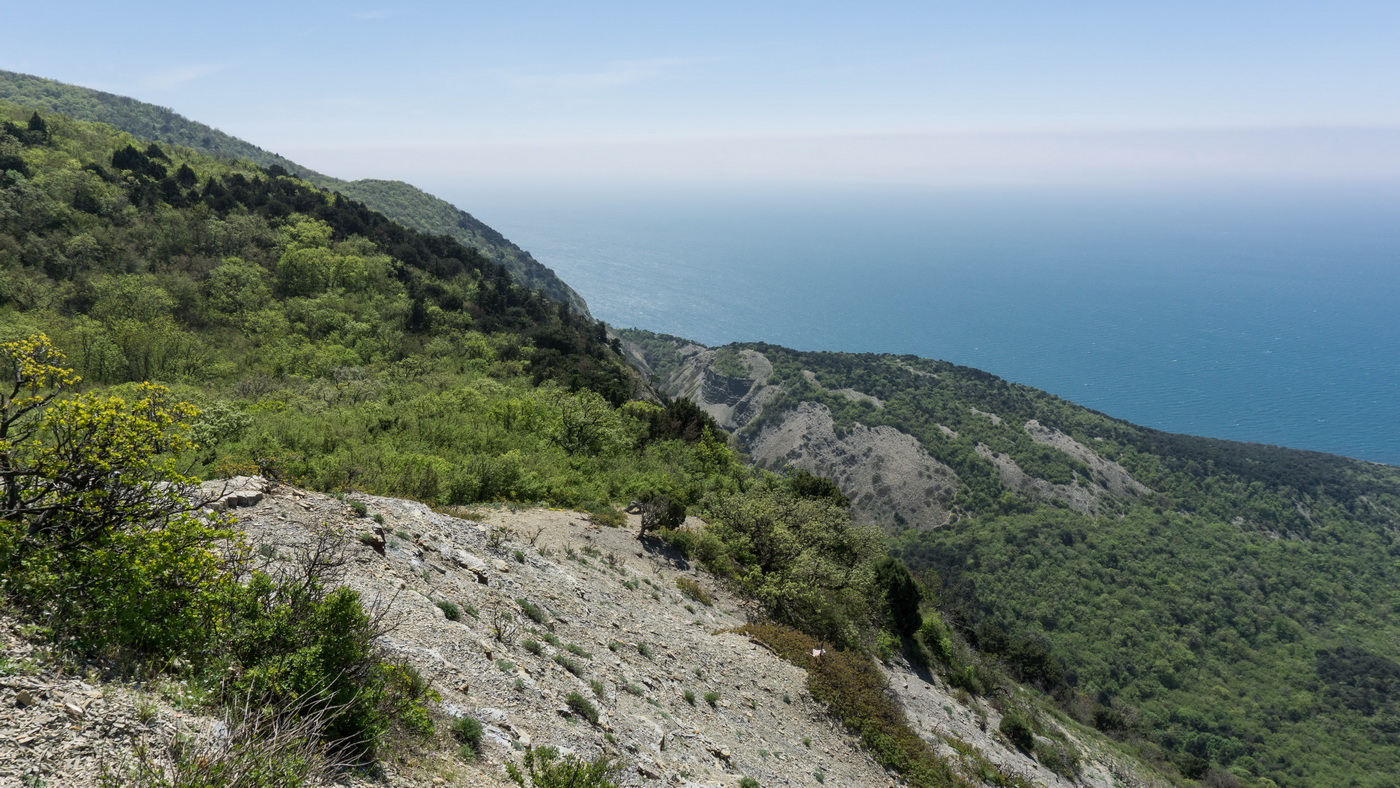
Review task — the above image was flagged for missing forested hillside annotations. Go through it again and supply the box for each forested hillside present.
[626,331,1400,787]
[0,99,1176,787]
[0,70,590,315]
[0,100,723,508]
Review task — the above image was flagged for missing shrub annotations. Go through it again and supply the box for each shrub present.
[506,746,620,788]
[637,642,652,659]
[554,654,585,677]
[738,622,961,787]
[566,692,600,725]
[452,715,484,760]
[590,679,605,697]
[523,639,543,656]
[704,691,720,708]
[999,710,1036,753]
[517,597,550,626]
[1037,740,1081,778]
[683,689,696,705]
[675,576,713,606]
[587,504,626,528]
[565,643,592,659]
[437,600,461,621]
[739,778,760,788]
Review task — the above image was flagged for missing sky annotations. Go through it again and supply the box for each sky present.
[4,1,1400,192]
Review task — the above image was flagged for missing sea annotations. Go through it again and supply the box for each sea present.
[450,183,1400,466]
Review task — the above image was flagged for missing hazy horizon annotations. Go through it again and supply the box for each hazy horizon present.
[6,2,1399,193]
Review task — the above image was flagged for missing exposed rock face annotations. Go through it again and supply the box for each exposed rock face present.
[1023,420,1150,500]
[974,443,1102,514]
[1,482,1159,787]
[665,348,779,432]
[748,402,958,531]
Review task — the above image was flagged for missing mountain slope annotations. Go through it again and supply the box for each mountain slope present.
[0,69,590,316]
[623,329,1400,787]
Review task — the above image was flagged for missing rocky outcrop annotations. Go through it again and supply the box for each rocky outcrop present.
[748,402,959,531]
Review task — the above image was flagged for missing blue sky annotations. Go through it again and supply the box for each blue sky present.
[5,1,1399,190]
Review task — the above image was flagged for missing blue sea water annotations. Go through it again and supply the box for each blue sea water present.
[453,184,1400,465]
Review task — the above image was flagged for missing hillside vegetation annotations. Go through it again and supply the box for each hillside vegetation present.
[626,331,1400,787]
[4,100,1123,786]
[0,70,590,315]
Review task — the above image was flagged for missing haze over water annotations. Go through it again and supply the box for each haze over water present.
[461,184,1400,466]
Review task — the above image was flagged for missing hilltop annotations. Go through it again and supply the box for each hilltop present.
[0,70,590,316]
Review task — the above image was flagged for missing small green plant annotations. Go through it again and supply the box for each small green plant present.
[517,597,550,626]
[637,642,652,659]
[704,691,719,708]
[514,549,526,563]
[437,600,462,621]
[514,678,525,690]
[814,768,826,783]
[257,544,278,559]
[453,714,485,761]
[498,659,517,673]
[542,632,561,647]
[683,689,696,705]
[396,529,413,540]
[590,679,606,697]
[372,513,385,525]
[740,778,761,788]
[623,682,644,696]
[565,643,592,659]
[134,695,159,724]
[802,736,812,748]
[675,576,713,606]
[607,641,621,652]
[783,692,792,704]
[349,500,368,517]
[523,639,543,656]
[566,692,600,725]
[554,654,585,677]
[463,603,479,619]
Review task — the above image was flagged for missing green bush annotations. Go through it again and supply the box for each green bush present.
[675,576,713,606]
[554,654,584,677]
[704,691,720,708]
[566,692,600,725]
[506,746,620,788]
[517,597,550,626]
[452,714,484,760]
[523,639,543,656]
[998,710,1036,753]
[437,600,461,621]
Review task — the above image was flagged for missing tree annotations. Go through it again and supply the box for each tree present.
[0,334,204,552]
[0,334,230,655]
